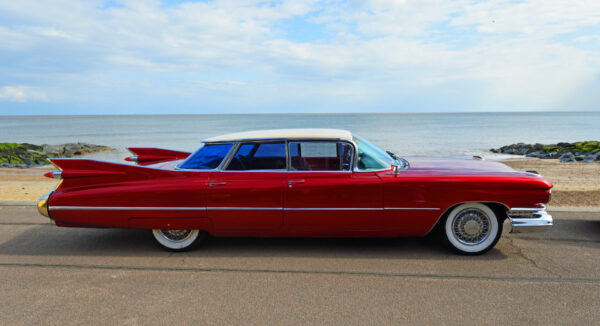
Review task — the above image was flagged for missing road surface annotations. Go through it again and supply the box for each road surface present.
[0,206,599,325]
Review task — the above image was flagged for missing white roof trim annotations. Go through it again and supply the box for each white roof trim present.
[203,129,353,142]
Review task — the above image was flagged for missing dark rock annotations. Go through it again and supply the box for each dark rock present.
[558,153,575,162]
[516,147,529,155]
[1,142,112,168]
[491,140,600,163]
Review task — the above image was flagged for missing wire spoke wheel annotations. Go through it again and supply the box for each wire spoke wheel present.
[159,230,193,242]
[151,229,206,251]
[452,208,491,245]
[443,203,502,255]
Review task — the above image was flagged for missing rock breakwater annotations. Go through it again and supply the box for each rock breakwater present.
[0,142,112,168]
[490,141,600,163]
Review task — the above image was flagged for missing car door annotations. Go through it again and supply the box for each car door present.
[206,142,287,235]
[284,141,383,234]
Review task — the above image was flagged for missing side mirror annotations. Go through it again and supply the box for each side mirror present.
[391,158,409,174]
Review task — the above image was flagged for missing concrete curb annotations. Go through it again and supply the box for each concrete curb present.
[547,206,600,212]
[0,202,599,212]
[0,201,36,206]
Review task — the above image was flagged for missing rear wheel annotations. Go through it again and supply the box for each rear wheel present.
[441,203,502,255]
[151,229,207,252]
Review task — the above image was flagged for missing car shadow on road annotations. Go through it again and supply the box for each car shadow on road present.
[0,225,511,260]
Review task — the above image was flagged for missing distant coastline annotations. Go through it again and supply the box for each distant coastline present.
[0,143,112,168]
[491,141,600,163]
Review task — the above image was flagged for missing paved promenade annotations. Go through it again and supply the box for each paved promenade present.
[1,206,599,325]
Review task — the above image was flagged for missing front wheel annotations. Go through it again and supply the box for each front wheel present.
[151,229,207,252]
[441,203,503,255]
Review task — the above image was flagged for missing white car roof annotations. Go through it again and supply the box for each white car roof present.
[203,128,353,142]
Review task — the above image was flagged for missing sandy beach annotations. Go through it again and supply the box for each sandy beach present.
[0,159,598,207]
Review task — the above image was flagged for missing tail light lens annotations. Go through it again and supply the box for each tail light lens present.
[125,156,138,163]
[44,171,62,179]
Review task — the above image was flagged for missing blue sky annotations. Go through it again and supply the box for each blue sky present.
[1,0,599,115]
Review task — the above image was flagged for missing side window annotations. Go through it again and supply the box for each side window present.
[226,142,286,170]
[179,143,233,170]
[289,141,353,171]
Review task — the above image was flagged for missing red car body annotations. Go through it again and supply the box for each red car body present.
[37,129,553,253]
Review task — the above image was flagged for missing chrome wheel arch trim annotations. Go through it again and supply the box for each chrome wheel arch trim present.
[425,201,511,236]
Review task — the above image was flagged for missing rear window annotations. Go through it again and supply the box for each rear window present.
[226,142,286,170]
[178,143,233,170]
[289,141,353,171]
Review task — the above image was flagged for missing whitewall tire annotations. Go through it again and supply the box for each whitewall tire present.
[442,203,502,255]
[151,229,206,252]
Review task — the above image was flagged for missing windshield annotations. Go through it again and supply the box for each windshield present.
[353,136,395,171]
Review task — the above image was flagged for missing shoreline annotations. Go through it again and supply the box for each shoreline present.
[0,158,598,207]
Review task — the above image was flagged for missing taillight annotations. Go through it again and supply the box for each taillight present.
[44,171,62,179]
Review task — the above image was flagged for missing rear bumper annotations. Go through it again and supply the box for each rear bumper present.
[37,192,51,218]
[508,207,553,233]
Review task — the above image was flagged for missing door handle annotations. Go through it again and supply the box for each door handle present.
[288,180,304,188]
[209,182,227,187]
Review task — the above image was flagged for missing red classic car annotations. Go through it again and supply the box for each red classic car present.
[37,129,553,254]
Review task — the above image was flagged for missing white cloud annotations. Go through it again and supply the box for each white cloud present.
[0,86,48,102]
[450,0,600,36]
[0,0,598,112]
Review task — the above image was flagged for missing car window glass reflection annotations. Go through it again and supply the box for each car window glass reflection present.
[178,143,232,169]
[226,142,286,170]
[290,141,352,171]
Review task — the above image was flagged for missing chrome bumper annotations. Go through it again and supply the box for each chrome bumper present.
[508,207,553,233]
[37,192,51,218]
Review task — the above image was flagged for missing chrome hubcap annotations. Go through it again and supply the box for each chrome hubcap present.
[452,208,490,245]
[160,230,192,242]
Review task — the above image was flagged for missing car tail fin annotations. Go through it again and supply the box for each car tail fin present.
[125,148,191,165]
[47,158,175,191]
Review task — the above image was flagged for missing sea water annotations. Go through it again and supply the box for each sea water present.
[1,112,598,162]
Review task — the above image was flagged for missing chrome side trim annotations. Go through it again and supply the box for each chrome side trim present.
[284,207,439,211]
[48,206,441,211]
[207,207,283,210]
[384,207,440,211]
[284,207,382,211]
[49,206,207,211]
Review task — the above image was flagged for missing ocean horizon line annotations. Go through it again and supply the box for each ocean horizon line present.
[1,110,598,118]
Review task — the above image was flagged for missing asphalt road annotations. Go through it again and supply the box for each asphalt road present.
[0,206,599,325]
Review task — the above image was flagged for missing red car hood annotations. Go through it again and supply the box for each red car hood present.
[405,156,515,172]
